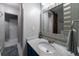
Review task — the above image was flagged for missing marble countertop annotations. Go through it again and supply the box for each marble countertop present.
[27,38,50,56]
[27,38,74,56]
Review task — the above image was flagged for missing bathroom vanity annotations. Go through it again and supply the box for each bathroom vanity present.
[27,42,39,56]
[26,38,74,56]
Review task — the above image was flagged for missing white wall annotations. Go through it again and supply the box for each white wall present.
[23,3,40,41]
[0,4,20,48]
[0,5,5,48]
[9,19,18,40]
[2,3,20,15]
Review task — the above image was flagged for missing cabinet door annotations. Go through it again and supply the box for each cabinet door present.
[27,43,39,56]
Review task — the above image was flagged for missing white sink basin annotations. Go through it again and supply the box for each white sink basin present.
[38,42,56,54]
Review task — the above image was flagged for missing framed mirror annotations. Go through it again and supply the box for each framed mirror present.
[41,3,65,42]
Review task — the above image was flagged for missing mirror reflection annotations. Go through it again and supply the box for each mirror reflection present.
[42,4,64,34]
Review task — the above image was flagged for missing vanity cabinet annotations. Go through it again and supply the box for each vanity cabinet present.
[27,42,39,56]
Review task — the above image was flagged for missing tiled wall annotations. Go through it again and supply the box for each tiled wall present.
[0,4,20,47]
